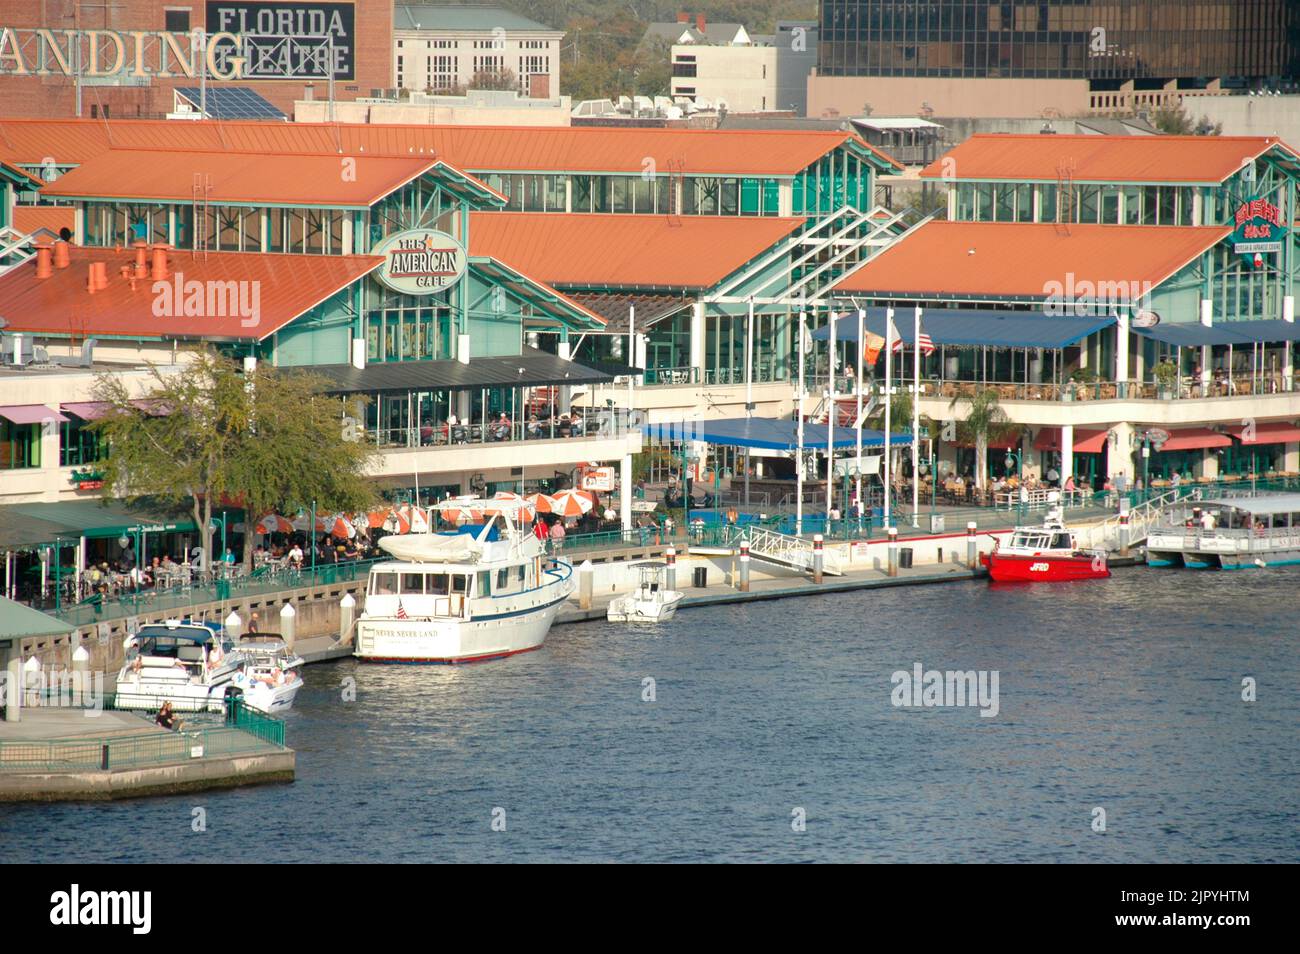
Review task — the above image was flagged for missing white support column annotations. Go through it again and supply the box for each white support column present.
[1115,311,1130,396]
[1108,423,1135,484]
[557,339,573,416]
[1060,424,1074,487]
[619,453,633,533]
[1285,296,1295,392]
[689,301,706,383]
[1200,297,1213,394]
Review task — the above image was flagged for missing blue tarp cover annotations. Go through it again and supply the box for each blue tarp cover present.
[812,307,1115,349]
[642,417,913,451]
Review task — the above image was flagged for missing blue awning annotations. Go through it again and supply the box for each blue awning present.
[1136,320,1300,347]
[811,307,1115,349]
[642,417,913,452]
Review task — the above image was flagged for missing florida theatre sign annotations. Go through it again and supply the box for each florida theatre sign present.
[0,3,355,81]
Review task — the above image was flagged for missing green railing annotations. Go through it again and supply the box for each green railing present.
[0,700,286,774]
[49,557,385,628]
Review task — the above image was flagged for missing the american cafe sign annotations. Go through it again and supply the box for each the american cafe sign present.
[372,229,468,295]
[1232,195,1287,255]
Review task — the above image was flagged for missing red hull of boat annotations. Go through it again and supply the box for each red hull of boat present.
[980,552,1110,583]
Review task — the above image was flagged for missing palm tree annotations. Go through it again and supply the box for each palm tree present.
[949,387,1015,492]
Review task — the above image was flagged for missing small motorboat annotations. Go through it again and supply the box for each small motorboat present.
[114,620,246,713]
[980,509,1110,583]
[227,636,305,713]
[607,563,685,622]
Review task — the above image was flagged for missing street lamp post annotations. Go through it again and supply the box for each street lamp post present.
[1005,450,1024,522]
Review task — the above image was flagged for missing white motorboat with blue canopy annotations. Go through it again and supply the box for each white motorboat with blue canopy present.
[355,497,574,663]
[1147,493,1300,569]
[114,620,246,712]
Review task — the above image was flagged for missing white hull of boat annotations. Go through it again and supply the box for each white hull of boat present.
[607,591,685,623]
[229,676,302,713]
[112,673,237,713]
[355,586,570,663]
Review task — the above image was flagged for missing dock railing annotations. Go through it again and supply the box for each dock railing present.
[0,699,286,774]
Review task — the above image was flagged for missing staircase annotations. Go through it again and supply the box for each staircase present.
[808,390,880,427]
[720,523,843,575]
[1079,488,1200,551]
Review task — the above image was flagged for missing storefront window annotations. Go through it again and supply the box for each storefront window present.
[0,420,39,469]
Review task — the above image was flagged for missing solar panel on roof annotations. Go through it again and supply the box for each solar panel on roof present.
[174,87,286,121]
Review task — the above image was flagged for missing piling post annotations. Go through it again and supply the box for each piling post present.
[3,647,21,722]
[224,610,242,642]
[339,593,356,644]
[71,645,89,708]
[578,560,593,610]
[813,533,824,584]
[665,546,677,591]
[967,521,978,569]
[1119,505,1131,556]
[279,602,296,650]
[887,527,899,577]
[739,539,750,591]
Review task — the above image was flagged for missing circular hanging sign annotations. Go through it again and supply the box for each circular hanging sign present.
[1132,310,1161,328]
[372,229,467,295]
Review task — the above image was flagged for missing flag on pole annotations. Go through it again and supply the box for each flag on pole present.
[396,600,409,620]
[892,319,936,355]
[863,330,886,365]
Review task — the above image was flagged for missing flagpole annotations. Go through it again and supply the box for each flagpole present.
[884,305,893,529]
[797,306,806,537]
[856,306,864,529]
[826,303,835,526]
[912,304,922,528]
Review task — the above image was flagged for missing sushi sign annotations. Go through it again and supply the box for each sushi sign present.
[1232,196,1286,254]
[372,229,466,294]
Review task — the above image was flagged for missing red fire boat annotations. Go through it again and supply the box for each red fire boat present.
[980,516,1110,583]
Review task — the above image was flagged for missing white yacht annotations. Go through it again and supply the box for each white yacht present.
[607,563,685,622]
[227,636,305,713]
[114,620,246,713]
[355,499,574,663]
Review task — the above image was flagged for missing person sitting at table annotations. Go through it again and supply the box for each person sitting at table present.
[557,413,571,437]
[491,413,511,441]
[568,409,584,435]
[526,414,542,439]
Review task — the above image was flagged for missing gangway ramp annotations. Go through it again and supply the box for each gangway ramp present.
[707,524,843,575]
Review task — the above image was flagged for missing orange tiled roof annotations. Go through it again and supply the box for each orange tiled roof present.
[13,205,75,237]
[0,117,901,175]
[0,246,381,341]
[834,221,1230,299]
[40,151,461,207]
[920,134,1300,184]
[468,213,804,289]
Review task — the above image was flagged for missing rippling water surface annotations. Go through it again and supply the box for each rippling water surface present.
[3,568,1297,862]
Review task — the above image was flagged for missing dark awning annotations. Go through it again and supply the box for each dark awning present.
[1136,320,1300,347]
[812,307,1114,349]
[0,500,199,550]
[312,348,616,394]
[643,417,913,452]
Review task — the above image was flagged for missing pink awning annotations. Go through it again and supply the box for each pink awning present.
[60,401,112,420]
[1223,421,1300,444]
[1157,428,1232,451]
[0,404,67,424]
[1033,427,1109,454]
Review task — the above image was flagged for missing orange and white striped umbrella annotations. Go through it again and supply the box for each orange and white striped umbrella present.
[487,491,535,521]
[322,515,355,539]
[533,488,594,518]
[254,514,294,534]
[440,503,484,525]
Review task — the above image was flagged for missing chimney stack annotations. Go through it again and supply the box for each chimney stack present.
[53,239,70,269]
[132,240,149,279]
[696,13,706,32]
[91,261,109,291]
[677,12,689,23]
[34,242,53,279]
[86,264,98,294]
[149,243,170,281]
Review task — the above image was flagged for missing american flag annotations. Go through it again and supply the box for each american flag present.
[396,600,408,620]
[891,320,936,356]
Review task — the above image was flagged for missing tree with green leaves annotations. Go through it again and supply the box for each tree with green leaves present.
[948,387,1019,491]
[91,351,377,574]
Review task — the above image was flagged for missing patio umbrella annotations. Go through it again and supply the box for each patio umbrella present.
[440,503,484,525]
[322,515,355,539]
[407,506,431,533]
[255,514,294,535]
[488,491,535,522]
[535,488,594,518]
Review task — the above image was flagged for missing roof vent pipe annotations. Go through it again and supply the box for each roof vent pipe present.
[86,264,97,294]
[149,243,170,282]
[132,240,149,278]
[34,242,53,279]
[53,239,70,269]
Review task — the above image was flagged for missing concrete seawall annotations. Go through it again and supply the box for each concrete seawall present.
[0,751,295,802]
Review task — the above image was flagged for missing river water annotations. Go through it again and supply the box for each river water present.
[3,568,1297,863]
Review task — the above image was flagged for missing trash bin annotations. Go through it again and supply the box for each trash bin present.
[899,548,914,569]
[929,514,945,534]
[693,566,708,588]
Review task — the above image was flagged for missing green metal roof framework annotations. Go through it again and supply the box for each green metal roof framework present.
[469,257,606,330]
[0,500,199,551]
